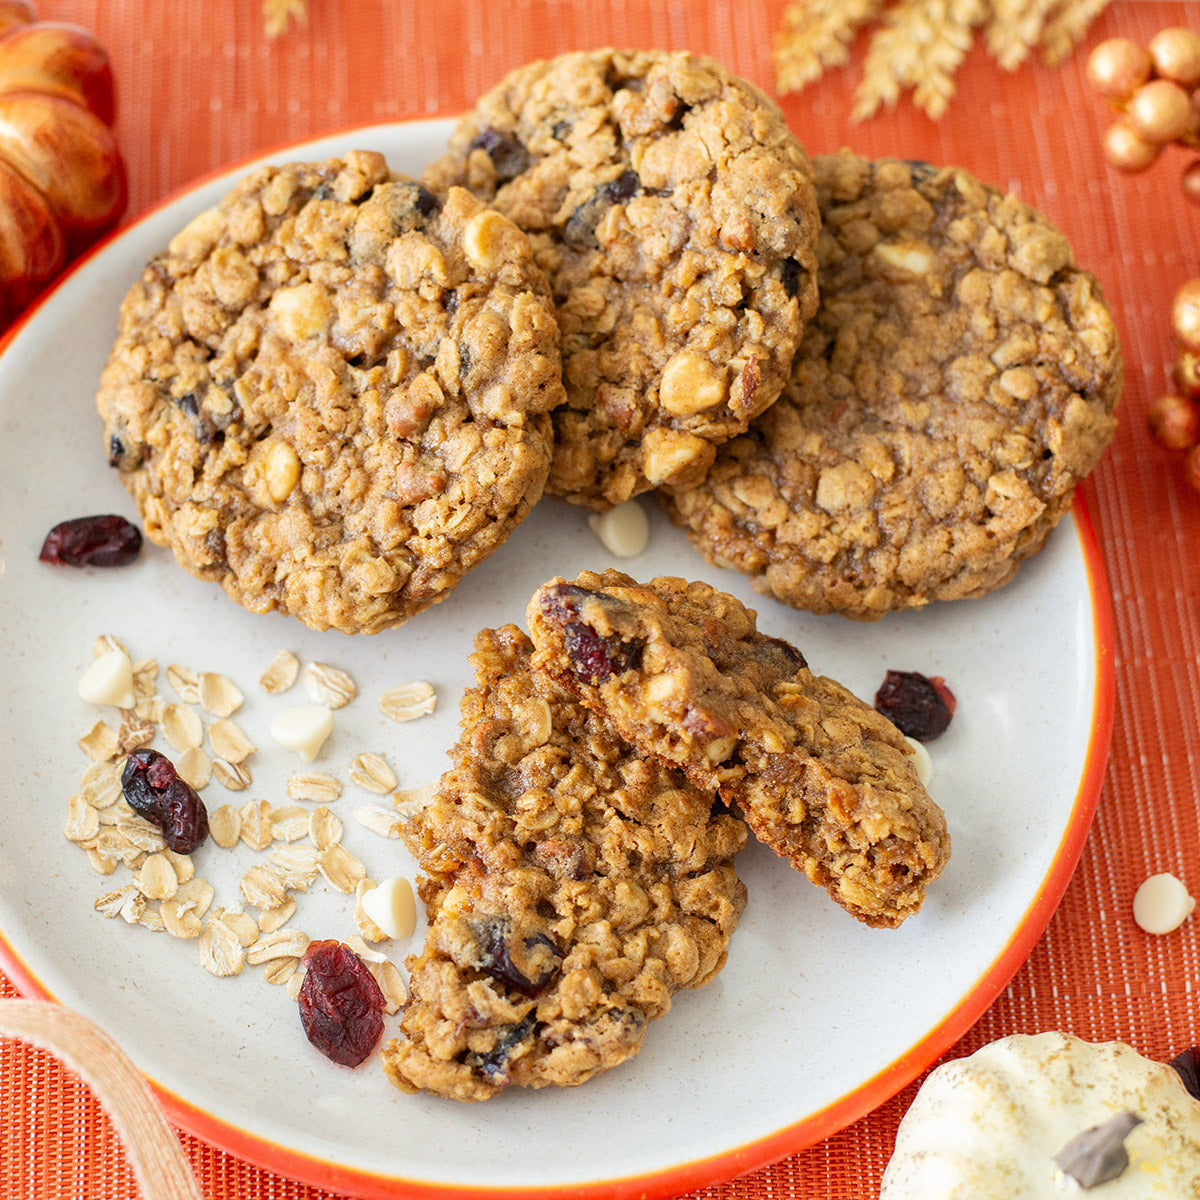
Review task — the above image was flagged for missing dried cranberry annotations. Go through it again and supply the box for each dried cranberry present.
[541,584,645,684]
[563,621,642,685]
[874,670,956,741]
[121,748,209,853]
[599,169,640,204]
[472,916,561,998]
[40,515,142,567]
[298,941,385,1067]
[1170,1045,1200,1099]
[780,257,801,298]
[465,1012,538,1083]
[469,127,531,182]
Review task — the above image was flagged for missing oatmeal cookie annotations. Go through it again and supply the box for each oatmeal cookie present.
[423,49,821,509]
[96,151,564,634]
[665,152,1122,619]
[528,570,949,928]
[382,624,746,1101]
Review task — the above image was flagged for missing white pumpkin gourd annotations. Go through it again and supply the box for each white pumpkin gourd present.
[880,1031,1200,1197]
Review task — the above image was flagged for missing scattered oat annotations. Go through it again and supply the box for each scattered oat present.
[116,712,156,755]
[348,752,397,794]
[240,864,289,911]
[267,845,322,890]
[268,804,309,843]
[208,718,255,763]
[379,681,436,723]
[345,933,387,964]
[161,899,202,939]
[131,658,158,699]
[85,847,118,875]
[176,746,212,790]
[114,811,167,855]
[80,761,122,809]
[64,794,101,843]
[258,896,296,933]
[134,695,166,724]
[366,957,408,1014]
[95,886,137,919]
[238,800,274,851]
[304,661,357,709]
[285,969,305,1001]
[162,703,203,752]
[354,805,404,839]
[262,956,301,985]
[212,759,251,792]
[286,771,341,804]
[217,908,262,947]
[318,844,366,893]
[117,889,149,926]
[259,649,300,694]
[136,853,179,901]
[308,806,343,852]
[162,848,195,884]
[208,804,242,849]
[198,672,243,718]
[246,928,310,965]
[79,719,119,762]
[166,664,201,704]
[199,915,246,976]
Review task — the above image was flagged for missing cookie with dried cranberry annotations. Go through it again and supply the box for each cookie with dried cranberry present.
[527,570,950,929]
[665,152,1122,619]
[422,49,820,510]
[381,623,746,1101]
[96,151,564,634]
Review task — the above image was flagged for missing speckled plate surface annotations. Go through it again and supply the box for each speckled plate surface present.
[0,121,1114,1200]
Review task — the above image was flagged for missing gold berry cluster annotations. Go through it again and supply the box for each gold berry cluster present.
[1148,281,1200,491]
[1087,28,1200,198]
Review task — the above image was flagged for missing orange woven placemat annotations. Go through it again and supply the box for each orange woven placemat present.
[3,1,1200,1197]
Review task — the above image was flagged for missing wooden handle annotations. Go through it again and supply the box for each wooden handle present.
[0,999,202,1200]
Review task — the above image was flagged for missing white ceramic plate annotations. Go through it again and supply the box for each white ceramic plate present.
[0,121,1114,1199]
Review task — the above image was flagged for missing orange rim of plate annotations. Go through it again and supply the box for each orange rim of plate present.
[0,121,1118,1200]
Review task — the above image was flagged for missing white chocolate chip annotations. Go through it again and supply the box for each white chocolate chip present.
[587,501,650,558]
[78,649,135,709]
[658,350,728,416]
[1133,872,1195,934]
[269,704,333,762]
[905,736,933,787]
[360,876,417,940]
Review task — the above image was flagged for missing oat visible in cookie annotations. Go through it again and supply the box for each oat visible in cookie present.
[97,151,565,634]
[666,152,1122,619]
[528,570,949,928]
[381,624,746,1101]
[424,50,821,509]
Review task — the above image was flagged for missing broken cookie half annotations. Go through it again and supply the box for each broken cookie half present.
[381,624,746,1101]
[527,569,950,928]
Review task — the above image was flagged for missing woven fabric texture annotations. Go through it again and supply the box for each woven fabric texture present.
[3,1,1199,1197]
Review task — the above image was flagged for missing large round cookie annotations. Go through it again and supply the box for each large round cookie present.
[384,624,746,1101]
[666,152,1123,620]
[96,151,565,634]
[423,49,821,510]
